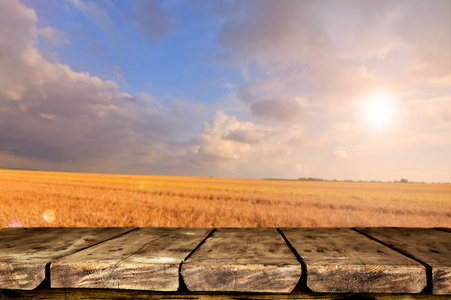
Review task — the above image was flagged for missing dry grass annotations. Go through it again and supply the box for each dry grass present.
[0,169,449,228]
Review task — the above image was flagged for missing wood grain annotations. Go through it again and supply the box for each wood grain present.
[435,228,451,233]
[1,288,446,300]
[51,228,212,291]
[0,227,134,290]
[281,228,426,294]
[181,228,302,293]
[356,227,451,295]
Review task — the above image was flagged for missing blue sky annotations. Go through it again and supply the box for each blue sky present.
[29,0,238,103]
[0,0,450,182]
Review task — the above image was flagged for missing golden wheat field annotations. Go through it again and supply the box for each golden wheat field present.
[0,169,449,228]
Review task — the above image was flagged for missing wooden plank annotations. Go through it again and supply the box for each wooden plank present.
[356,227,451,295]
[181,228,302,293]
[281,228,426,294]
[1,288,449,300]
[435,228,451,233]
[51,228,212,291]
[0,227,134,290]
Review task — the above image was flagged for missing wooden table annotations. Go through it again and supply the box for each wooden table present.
[0,227,449,299]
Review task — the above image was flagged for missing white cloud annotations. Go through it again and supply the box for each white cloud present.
[217,0,450,105]
[37,26,69,46]
[0,0,201,174]
[213,0,450,181]
[0,0,449,182]
[192,111,255,166]
[67,0,113,33]
[222,82,235,90]
[216,0,450,81]
[331,149,348,159]
[296,163,310,175]
[41,50,60,64]
[109,64,126,78]
[181,111,320,178]
[216,0,329,64]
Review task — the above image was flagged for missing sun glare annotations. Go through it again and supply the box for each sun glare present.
[363,92,395,129]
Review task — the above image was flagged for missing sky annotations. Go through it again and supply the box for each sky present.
[0,0,450,182]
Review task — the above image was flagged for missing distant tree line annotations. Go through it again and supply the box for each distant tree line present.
[290,177,449,184]
[297,177,412,183]
[394,178,409,183]
[297,177,325,181]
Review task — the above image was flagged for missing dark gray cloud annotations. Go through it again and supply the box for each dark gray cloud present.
[250,98,304,124]
[392,0,450,80]
[86,40,105,56]
[216,0,450,90]
[0,0,195,173]
[131,0,181,46]
[224,129,260,144]
[0,0,449,182]
[109,64,126,78]
[237,80,304,123]
[216,0,329,64]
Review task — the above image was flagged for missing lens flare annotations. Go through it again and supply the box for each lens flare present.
[43,209,56,223]
[7,218,23,227]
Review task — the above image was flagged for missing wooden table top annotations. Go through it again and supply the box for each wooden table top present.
[0,227,449,298]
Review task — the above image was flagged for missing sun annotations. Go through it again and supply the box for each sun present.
[363,92,395,129]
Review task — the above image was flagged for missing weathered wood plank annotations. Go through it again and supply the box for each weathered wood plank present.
[181,228,302,293]
[281,228,426,294]
[51,228,212,291]
[435,228,451,233]
[0,227,134,290]
[1,288,449,300]
[356,227,451,295]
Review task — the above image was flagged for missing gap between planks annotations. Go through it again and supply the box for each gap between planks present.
[1,227,449,295]
[352,227,434,294]
[354,227,451,295]
[51,228,213,291]
[177,228,217,292]
[0,227,137,290]
[181,228,303,293]
[280,228,427,294]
